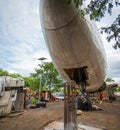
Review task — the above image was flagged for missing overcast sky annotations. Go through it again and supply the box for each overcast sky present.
[0,0,120,82]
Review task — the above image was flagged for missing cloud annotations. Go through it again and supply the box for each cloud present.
[0,0,51,76]
[99,33,120,81]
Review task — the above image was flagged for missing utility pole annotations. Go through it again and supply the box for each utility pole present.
[38,57,46,101]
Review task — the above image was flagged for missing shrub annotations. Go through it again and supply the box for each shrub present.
[31,98,38,104]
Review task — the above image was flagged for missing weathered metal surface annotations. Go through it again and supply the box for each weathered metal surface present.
[64,82,77,130]
[0,76,25,116]
[40,0,106,92]
[15,93,24,110]
[0,91,11,116]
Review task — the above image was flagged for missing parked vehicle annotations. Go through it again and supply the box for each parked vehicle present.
[54,92,64,100]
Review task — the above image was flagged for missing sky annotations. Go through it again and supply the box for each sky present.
[0,0,120,82]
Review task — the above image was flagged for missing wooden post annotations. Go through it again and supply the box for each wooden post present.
[64,82,78,130]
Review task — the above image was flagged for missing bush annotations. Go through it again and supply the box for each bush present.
[31,98,38,104]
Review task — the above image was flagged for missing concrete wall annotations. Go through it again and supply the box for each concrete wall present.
[0,91,11,116]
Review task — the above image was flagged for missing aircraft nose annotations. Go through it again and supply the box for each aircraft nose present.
[40,0,78,29]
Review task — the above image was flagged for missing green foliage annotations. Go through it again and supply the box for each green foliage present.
[0,68,22,78]
[8,73,22,78]
[42,86,48,91]
[101,14,120,49]
[105,77,115,82]
[64,0,120,49]
[31,62,64,92]
[23,76,39,90]
[52,86,64,93]
[0,68,9,76]
[87,0,114,21]
[30,98,38,104]
[113,87,120,92]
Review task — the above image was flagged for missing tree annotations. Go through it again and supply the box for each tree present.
[0,68,22,78]
[42,62,63,91]
[64,0,120,49]
[23,76,39,90]
[0,68,9,76]
[8,73,22,78]
[31,62,64,92]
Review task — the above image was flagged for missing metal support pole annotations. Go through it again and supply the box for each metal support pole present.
[38,76,42,101]
[64,82,78,130]
[38,57,46,101]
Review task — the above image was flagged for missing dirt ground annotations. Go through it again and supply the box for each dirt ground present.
[0,101,120,130]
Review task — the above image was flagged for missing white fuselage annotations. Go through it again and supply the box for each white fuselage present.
[40,0,106,92]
